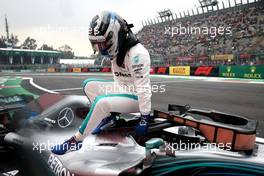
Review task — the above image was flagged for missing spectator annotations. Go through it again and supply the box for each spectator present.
[137,3,264,66]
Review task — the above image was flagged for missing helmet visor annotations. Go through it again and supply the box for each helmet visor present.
[89,35,109,55]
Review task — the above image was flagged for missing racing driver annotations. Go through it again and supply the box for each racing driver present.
[52,11,152,155]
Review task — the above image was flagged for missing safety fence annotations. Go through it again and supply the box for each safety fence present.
[1,65,264,79]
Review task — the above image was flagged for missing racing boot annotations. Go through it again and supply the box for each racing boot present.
[135,114,154,136]
[51,136,82,155]
[91,114,117,135]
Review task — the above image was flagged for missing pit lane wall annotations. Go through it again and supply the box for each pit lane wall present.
[1,65,264,79]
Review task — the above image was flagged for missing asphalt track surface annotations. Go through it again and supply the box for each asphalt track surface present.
[1,73,264,137]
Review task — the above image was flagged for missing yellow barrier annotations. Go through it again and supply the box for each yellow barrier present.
[169,66,190,76]
[211,54,234,61]
[73,68,82,73]
[47,67,55,72]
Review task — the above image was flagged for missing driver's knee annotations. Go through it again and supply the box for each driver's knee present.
[82,78,94,89]
[82,78,95,94]
[93,95,111,113]
[82,78,107,88]
[82,78,106,99]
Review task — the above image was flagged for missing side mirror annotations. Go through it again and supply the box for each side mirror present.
[145,138,164,150]
[144,138,165,168]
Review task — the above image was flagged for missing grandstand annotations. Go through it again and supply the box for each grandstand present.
[0,48,61,70]
[137,0,264,66]
[0,15,61,71]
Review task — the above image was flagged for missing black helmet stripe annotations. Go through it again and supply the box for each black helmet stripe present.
[98,12,111,36]
[90,15,99,36]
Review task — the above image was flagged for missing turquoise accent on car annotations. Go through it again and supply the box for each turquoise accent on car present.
[199,172,253,176]
[79,93,138,134]
[152,162,264,176]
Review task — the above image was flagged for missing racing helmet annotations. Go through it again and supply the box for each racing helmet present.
[88,11,130,59]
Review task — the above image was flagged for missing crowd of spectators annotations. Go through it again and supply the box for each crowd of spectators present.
[137,2,264,66]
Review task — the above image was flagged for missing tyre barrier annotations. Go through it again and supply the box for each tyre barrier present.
[82,68,88,72]
[88,67,103,72]
[1,65,263,79]
[169,66,190,76]
[150,67,155,74]
[155,67,169,74]
[219,65,264,79]
[101,68,111,72]
[67,68,73,72]
[191,66,219,77]
[72,68,82,73]
[47,68,55,73]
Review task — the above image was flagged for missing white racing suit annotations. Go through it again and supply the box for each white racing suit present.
[79,43,151,136]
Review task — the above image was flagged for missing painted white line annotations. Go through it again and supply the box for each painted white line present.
[22,77,58,94]
[151,75,208,80]
[205,78,223,82]
[256,137,264,144]
[205,79,249,84]
[152,80,193,84]
[151,74,264,84]
[11,73,264,85]
[249,81,264,84]
[51,87,82,92]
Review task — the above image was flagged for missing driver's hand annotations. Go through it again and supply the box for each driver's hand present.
[135,114,152,136]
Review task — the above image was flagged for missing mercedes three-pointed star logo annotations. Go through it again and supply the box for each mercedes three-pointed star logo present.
[57,107,74,128]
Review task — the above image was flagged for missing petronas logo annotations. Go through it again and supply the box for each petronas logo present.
[227,66,231,73]
[132,56,140,64]
[251,66,256,73]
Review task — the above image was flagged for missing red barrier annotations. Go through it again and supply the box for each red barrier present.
[156,67,168,74]
[82,68,88,72]
[101,68,111,72]
[150,67,155,74]
[195,66,213,76]
[240,54,252,59]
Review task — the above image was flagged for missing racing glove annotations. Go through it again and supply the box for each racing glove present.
[91,114,116,135]
[135,114,153,136]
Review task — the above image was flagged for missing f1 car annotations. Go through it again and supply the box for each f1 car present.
[1,93,264,176]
